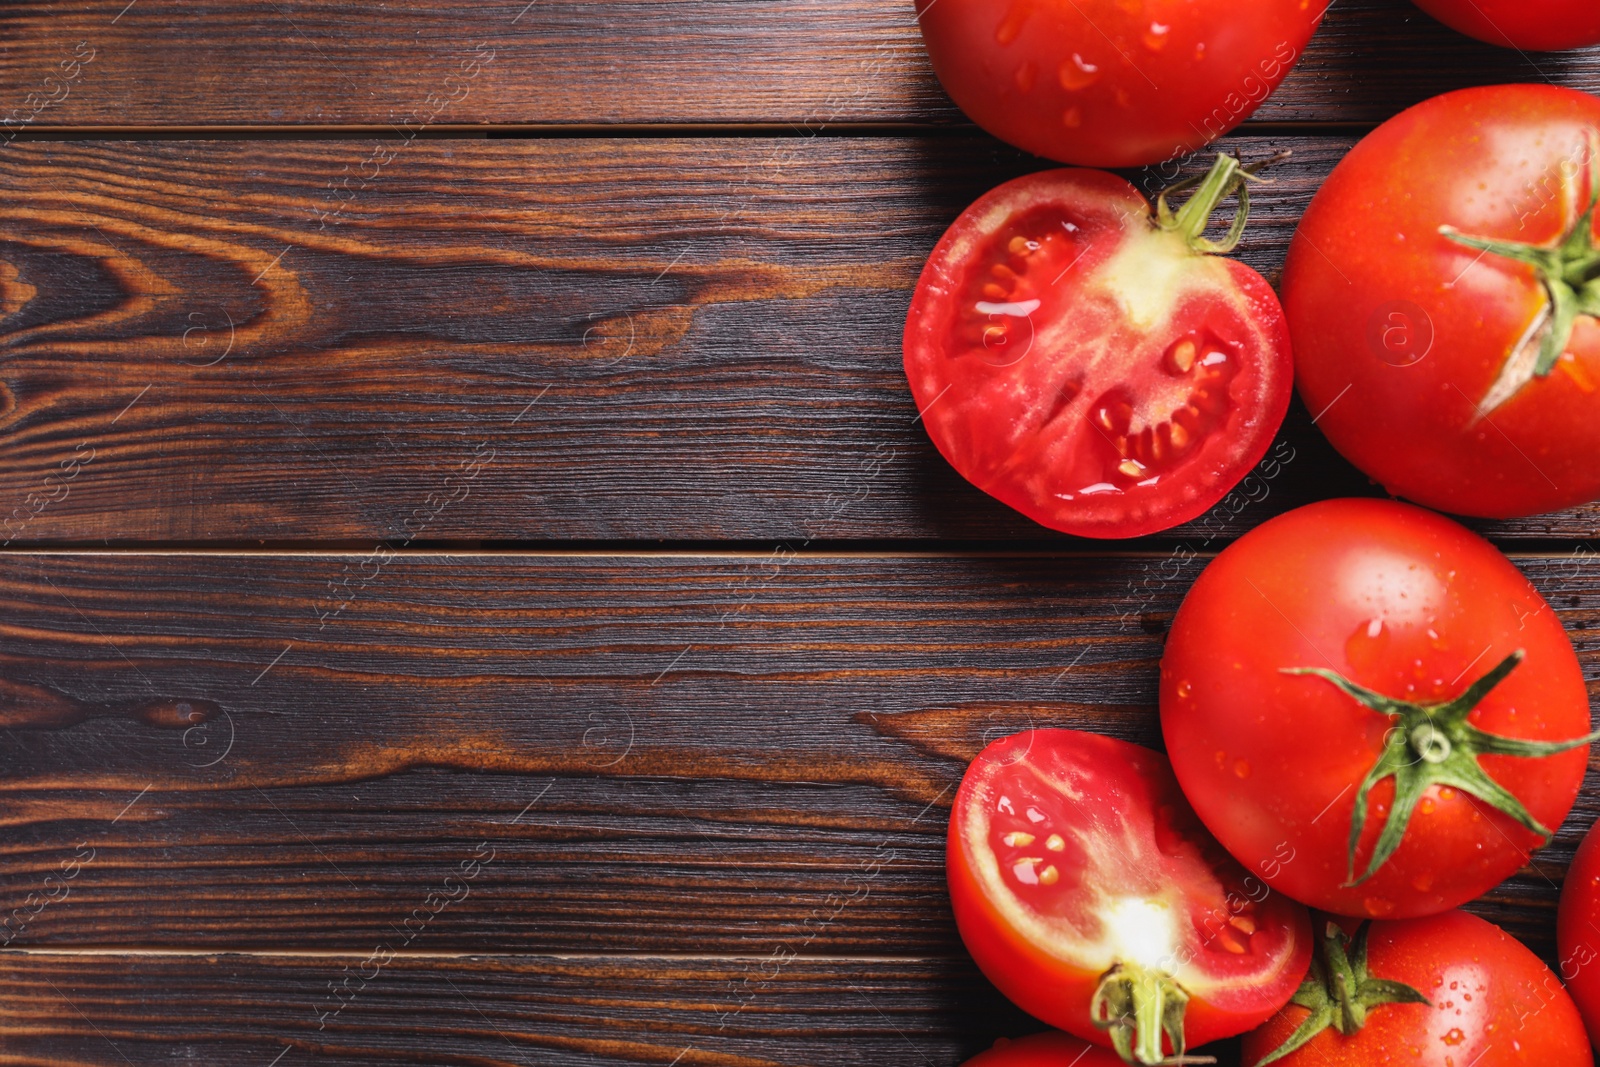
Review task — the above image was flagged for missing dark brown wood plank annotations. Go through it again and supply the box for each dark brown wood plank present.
[0,951,1042,1066]
[1,0,1598,129]
[1,551,1595,961]
[2,135,1596,545]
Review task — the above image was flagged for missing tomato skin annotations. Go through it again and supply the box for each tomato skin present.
[905,168,1293,539]
[914,0,1330,168]
[1285,84,1600,519]
[1411,0,1600,51]
[1243,911,1592,1066]
[948,729,1311,1053]
[1557,820,1600,1046]
[1161,498,1591,918]
[962,1030,1125,1066]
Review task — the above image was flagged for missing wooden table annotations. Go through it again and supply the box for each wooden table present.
[2,3,1599,1063]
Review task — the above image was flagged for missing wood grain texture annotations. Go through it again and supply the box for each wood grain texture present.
[1,551,1595,960]
[2,135,1597,546]
[0,951,1041,1066]
[1,0,1599,129]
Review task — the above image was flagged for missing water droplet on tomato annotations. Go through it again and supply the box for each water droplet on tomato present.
[1363,896,1396,916]
[1443,1028,1465,1046]
[1143,22,1171,50]
[1232,759,1251,779]
[1176,680,1192,699]
[1345,617,1390,673]
[1014,61,1038,93]
[1061,107,1082,129]
[1058,53,1100,91]
[994,0,1031,45]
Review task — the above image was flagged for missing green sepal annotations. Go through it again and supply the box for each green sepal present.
[1284,650,1600,886]
[1439,134,1600,379]
[1250,923,1430,1067]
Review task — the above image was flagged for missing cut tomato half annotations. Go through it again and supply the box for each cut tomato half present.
[905,159,1292,538]
[948,729,1311,1063]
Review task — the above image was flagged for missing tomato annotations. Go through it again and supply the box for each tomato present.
[1161,498,1594,919]
[904,156,1293,539]
[1411,0,1600,51]
[1285,84,1600,519]
[1557,818,1600,1045]
[1242,912,1592,1066]
[914,0,1330,168]
[948,729,1311,1063]
[962,1031,1126,1066]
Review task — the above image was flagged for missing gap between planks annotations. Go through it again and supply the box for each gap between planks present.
[6,120,1381,141]
[0,947,966,963]
[0,546,1589,561]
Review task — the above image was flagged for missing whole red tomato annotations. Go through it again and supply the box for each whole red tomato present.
[948,729,1311,1063]
[1285,85,1600,519]
[963,1031,1126,1066]
[1243,912,1592,1066]
[1557,819,1600,1045]
[1161,498,1594,918]
[915,0,1330,167]
[904,157,1293,539]
[1411,0,1600,51]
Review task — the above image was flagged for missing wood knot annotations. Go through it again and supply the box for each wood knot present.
[0,259,37,321]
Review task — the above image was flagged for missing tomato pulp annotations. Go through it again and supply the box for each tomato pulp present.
[1286,85,1600,518]
[915,0,1330,167]
[1411,0,1600,51]
[1162,499,1593,919]
[905,159,1293,539]
[1244,912,1592,1066]
[948,729,1311,1062]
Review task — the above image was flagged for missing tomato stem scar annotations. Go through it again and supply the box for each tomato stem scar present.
[1156,150,1291,256]
[1090,962,1215,1066]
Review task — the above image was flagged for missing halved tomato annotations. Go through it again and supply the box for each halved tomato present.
[948,729,1312,1063]
[905,157,1293,538]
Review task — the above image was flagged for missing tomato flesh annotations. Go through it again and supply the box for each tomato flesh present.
[1411,0,1600,50]
[1243,912,1592,1066]
[1161,499,1592,918]
[906,169,1292,539]
[915,0,1331,168]
[948,729,1311,1054]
